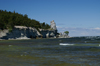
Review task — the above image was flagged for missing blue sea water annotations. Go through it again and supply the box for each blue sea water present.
[0,36,100,66]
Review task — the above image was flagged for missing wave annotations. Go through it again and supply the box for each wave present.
[59,43,74,46]
[59,43,100,47]
[99,44,100,46]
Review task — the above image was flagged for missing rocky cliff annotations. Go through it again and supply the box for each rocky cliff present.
[0,26,41,40]
[0,20,58,40]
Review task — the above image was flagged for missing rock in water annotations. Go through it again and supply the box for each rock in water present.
[50,20,57,30]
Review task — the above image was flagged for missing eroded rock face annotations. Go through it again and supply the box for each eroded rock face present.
[50,20,57,30]
[0,20,58,40]
[0,26,41,39]
[58,32,70,38]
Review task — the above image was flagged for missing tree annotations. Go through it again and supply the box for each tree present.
[45,24,50,29]
[40,22,50,29]
[0,10,50,30]
[24,14,28,18]
[64,31,69,35]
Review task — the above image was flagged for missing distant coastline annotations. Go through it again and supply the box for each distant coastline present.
[0,10,70,40]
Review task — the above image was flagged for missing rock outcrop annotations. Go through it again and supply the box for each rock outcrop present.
[39,29,57,38]
[0,20,58,40]
[0,26,41,40]
[58,32,70,38]
[39,20,58,38]
[50,20,57,30]
[0,29,9,37]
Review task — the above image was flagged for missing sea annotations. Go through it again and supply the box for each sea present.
[0,36,100,66]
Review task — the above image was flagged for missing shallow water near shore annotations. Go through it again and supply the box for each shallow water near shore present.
[0,37,100,66]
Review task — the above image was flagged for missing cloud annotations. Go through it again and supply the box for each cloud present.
[57,26,100,37]
[93,27,100,30]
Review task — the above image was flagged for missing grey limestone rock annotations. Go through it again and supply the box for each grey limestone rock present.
[50,20,57,30]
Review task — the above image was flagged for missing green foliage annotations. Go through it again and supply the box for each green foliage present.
[9,28,13,33]
[0,10,50,30]
[64,31,69,35]
[40,22,50,29]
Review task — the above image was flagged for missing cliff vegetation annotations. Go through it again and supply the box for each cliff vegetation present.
[0,10,50,30]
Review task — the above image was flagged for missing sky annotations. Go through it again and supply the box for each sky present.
[0,0,100,37]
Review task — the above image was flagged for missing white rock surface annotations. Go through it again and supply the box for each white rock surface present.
[50,20,57,30]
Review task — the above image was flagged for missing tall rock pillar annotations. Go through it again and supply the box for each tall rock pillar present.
[50,20,58,37]
[50,20,57,30]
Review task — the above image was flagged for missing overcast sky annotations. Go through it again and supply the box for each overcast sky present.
[0,0,100,37]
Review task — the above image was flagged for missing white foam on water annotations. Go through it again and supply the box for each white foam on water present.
[59,43,74,46]
[99,44,100,46]
[9,45,12,47]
